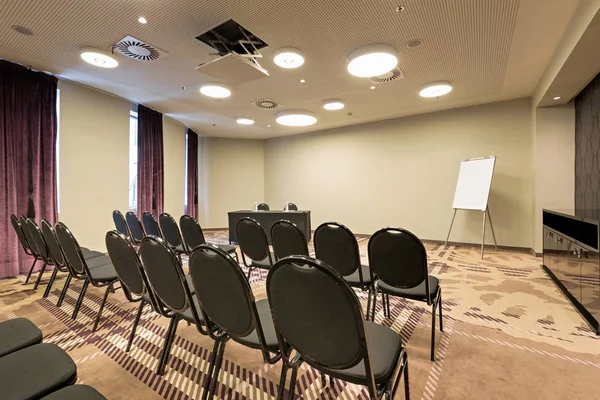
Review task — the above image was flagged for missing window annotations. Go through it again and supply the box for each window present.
[184,131,188,214]
[128,110,138,211]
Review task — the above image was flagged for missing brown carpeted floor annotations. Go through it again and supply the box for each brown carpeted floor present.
[1,231,598,399]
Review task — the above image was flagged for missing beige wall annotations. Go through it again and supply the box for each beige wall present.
[265,98,534,248]
[58,80,130,251]
[532,103,576,253]
[198,138,264,228]
[163,117,186,218]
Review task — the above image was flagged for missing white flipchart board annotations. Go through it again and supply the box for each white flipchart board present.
[452,157,496,211]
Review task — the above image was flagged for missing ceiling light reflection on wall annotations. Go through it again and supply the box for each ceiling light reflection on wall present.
[236,117,255,125]
[276,110,317,127]
[199,84,231,98]
[273,48,305,68]
[347,44,398,77]
[80,48,119,68]
[419,82,452,98]
[323,100,345,110]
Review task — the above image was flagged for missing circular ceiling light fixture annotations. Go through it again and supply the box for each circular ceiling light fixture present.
[347,44,398,78]
[273,48,305,69]
[199,84,231,99]
[138,17,147,24]
[80,48,118,68]
[276,110,317,127]
[419,82,453,98]
[323,100,345,111]
[12,25,34,36]
[236,117,255,125]
[553,96,561,100]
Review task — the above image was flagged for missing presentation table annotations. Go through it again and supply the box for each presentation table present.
[228,210,312,244]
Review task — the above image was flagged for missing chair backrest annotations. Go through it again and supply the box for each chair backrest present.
[125,212,145,244]
[285,203,298,211]
[138,236,190,314]
[236,217,270,262]
[112,210,130,238]
[41,220,66,268]
[105,231,146,297]
[55,223,88,276]
[314,222,361,277]
[368,227,430,295]
[267,256,372,372]
[142,212,162,237]
[189,245,260,341]
[180,215,206,251]
[271,220,309,260]
[26,219,52,264]
[257,203,269,211]
[159,213,183,249]
[11,214,33,255]
[20,216,40,257]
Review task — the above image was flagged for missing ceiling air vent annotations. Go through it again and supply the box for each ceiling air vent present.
[369,67,405,84]
[114,36,168,61]
[253,98,280,109]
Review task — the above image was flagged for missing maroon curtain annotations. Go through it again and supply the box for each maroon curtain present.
[186,129,198,218]
[137,105,164,218]
[0,60,58,278]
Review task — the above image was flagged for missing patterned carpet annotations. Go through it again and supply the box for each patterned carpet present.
[1,230,599,400]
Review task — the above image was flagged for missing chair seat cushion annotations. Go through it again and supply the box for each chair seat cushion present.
[215,244,237,254]
[377,276,440,301]
[88,263,118,283]
[180,294,204,324]
[0,343,77,399]
[0,318,43,357]
[81,248,105,259]
[85,255,113,269]
[311,321,402,385]
[173,244,186,254]
[41,385,107,400]
[344,265,372,286]
[234,299,279,351]
[250,253,275,270]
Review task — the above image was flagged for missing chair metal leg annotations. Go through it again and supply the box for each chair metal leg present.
[329,375,334,387]
[43,267,59,298]
[93,283,112,332]
[320,373,326,387]
[438,290,443,332]
[57,275,72,307]
[403,354,410,400]
[202,339,223,400]
[431,302,437,362]
[246,266,253,280]
[277,363,288,400]
[127,301,145,352]
[72,279,89,320]
[288,365,299,400]
[24,258,37,284]
[33,262,47,290]
[208,338,227,399]
[371,290,378,321]
[157,317,179,375]
[365,287,372,321]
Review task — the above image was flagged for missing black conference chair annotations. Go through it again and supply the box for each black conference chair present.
[126,211,145,245]
[267,256,410,400]
[284,203,298,211]
[368,227,443,361]
[18,216,46,285]
[23,218,55,291]
[270,220,309,260]
[56,223,120,331]
[257,203,270,211]
[237,217,275,280]
[142,211,162,238]
[0,343,77,400]
[179,214,238,261]
[112,210,130,238]
[138,236,209,376]
[158,213,187,261]
[314,222,374,319]
[10,214,39,282]
[0,318,43,358]
[188,244,284,398]
[41,385,107,400]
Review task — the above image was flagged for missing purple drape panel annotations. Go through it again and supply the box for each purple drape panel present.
[186,129,198,219]
[0,60,58,278]
[137,105,164,218]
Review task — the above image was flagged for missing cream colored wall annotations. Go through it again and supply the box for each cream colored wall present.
[532,103,575,253]
[265,98,534,248]
[198,138,265,228]
[162,117,186,218]
[58,80,130,251]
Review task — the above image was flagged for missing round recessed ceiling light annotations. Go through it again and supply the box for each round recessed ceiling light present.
[138,17,147,24]
[419,82,453,98]
[323,100,345,111]
[347,44,398,78]
[553,96,561,100]
[267,124,271,127]
[407,39,422,48]
[11,25,34,36]
[80,48,118,68]
[276,110,317,127]
[300,79,306,83]
[236,117,255,125]
[199,84,231,99]
[370,85,376,90]
[273,48,305,69]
